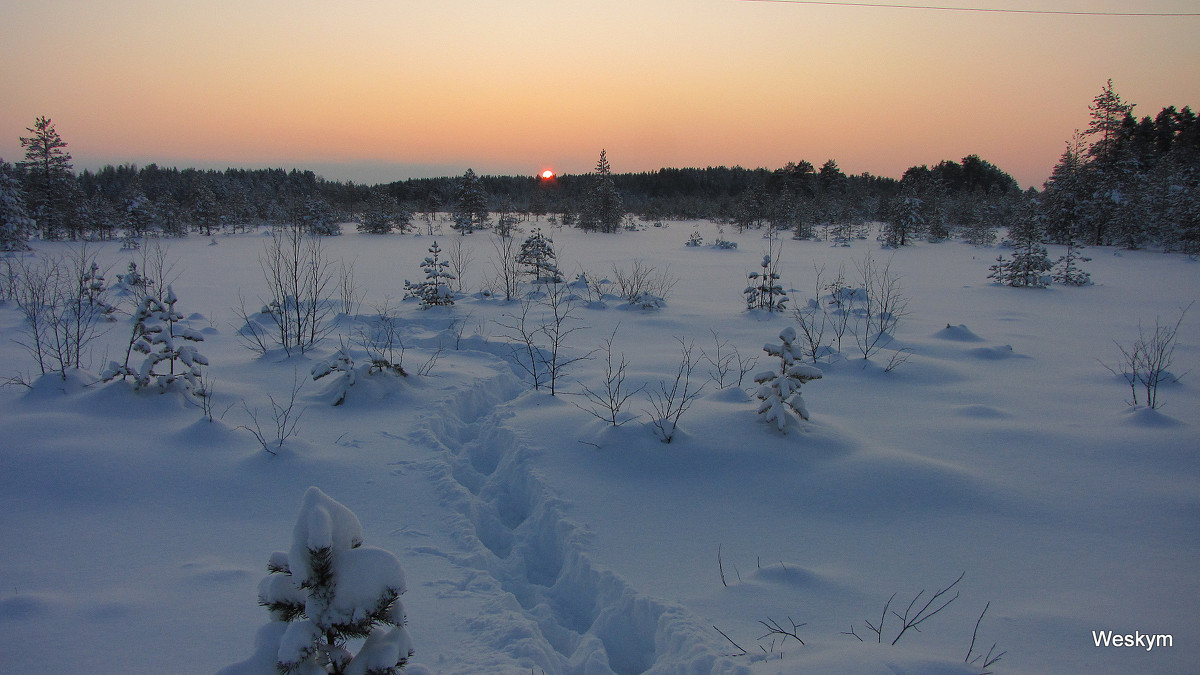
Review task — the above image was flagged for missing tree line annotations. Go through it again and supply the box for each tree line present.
[2,81,1197,253]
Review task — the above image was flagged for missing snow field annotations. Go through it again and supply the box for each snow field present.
[0,220,1196,674]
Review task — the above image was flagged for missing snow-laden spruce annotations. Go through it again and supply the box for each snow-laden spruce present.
[102,285,208,397]
[223,487,412,675]
[403,241,455,308]
[755,326,822,432]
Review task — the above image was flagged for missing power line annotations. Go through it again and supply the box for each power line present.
[735,0,1200,16]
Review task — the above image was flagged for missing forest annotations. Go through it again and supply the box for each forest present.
[4,83,1197,257]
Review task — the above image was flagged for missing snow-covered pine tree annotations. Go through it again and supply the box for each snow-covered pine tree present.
[452,168,489,234]
[0,161,34,252]
[1052,239,1092,286]
[989,196,1053,288]
[223,487,413,675]
[685,229,703,247]
[302,196,340,236]
[82,260,117,320]
[578,149,623,233]
[358,190,398,235]
[754,326,823,432]
[116,261,154,300]
[403,241,455,308]
[516,228,561,283]
[122,186,158,240]
[103,285,208,395]
[19,116,74,241]
[745,254,787,312]
[882,185,924,248]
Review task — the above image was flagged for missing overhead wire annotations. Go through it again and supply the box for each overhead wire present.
[734,0,1200,17]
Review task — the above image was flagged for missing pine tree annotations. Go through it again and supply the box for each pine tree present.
[1052,240,1092,286]
[452,168,489,234]
[745,250,787,312]
[225,487,413,675]
[404,241,455,308]
[578,149,623,233]
[0,161,34,251]
[883,183,926,247]
[122,185,158,239]
[989,196,1052,288]
[516,228,561,283]
[1085,79,1135,164]
[302,196,340,236]
[103,285,208,396]
[358,190,399,235]
[18,116,74,241]
[754,327,823,432]
[190,181,222,236]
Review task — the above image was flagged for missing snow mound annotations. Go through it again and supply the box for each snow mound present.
[748,561,826,589]
[1120,406,1183,428]
[932,323,984,342]
[0,593,59,621]
[967,344,1025,360]
[952,404,1010,419]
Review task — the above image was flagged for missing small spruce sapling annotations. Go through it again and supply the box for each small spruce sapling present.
[517,228,562,283]
[404,241,455,308]
[225,487,413,674]
[745,254,788,312]
[755,327,823,432]
[102,285,208,397]
[1053,240,1092,286]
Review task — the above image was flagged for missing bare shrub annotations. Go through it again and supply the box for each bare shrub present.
[843,572,963,646]
[12,247,112,379]
[1103,303,1192,409]
[446,237,474,293]
[357,299,408,376]
[644,337,705,443]
[239,373,306,454]
[701,329,757,388]
[336,257,363,317]
[611,259,678,307]
[849,252,909,360]
[575,326,643,426]
[241,226,336,355]
[489,233,521,301]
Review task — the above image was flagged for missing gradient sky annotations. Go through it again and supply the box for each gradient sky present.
[2,0,1198,188]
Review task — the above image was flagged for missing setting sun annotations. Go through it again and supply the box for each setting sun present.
[541,169,555,180]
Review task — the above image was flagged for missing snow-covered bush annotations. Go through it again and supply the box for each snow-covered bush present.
[404,241,455,308]
[755,327,822,432]
[685,230,704,247]
[223,487,413,674]
[311,342,357,407]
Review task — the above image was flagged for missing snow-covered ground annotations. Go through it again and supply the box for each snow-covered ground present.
[0,221,1196,674]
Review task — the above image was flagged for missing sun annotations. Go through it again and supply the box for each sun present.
[541,169,555,180]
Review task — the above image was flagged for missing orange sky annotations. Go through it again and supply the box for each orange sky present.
[2,0,1198,188]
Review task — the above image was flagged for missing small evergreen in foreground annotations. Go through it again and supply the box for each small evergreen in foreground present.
[755,327,823,432]
[223,487,412,675]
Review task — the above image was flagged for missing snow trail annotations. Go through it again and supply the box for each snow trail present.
[411,371,746,675]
